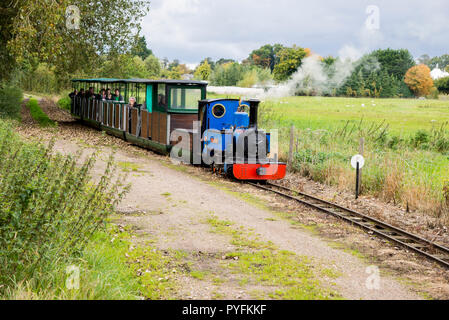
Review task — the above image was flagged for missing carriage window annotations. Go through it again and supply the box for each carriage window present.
[136,84,146,105]
[158,84,167,108]
[169,88,201,110]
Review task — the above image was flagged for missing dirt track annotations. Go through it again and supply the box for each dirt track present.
[15,98,449,300]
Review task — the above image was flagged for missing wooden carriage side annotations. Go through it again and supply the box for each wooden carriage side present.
[70,79,207,155]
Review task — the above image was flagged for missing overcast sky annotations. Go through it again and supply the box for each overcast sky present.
[141,0,449,66]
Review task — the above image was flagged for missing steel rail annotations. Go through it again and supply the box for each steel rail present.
[247,181,449,269]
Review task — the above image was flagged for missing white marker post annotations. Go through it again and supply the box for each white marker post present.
[351,154,365,199]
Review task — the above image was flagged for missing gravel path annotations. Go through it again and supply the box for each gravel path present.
[17,100,423,300]
[49,138,420,300]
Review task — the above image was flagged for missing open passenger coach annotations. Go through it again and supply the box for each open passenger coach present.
[70,78,286,181]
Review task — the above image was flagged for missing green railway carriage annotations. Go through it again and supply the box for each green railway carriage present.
[71,78,207,154]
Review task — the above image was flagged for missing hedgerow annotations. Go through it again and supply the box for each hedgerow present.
[0,85,23,119]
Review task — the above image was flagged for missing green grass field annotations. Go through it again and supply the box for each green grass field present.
[262,96,449,134]
[209,92,449,219]
[265,96,449,218]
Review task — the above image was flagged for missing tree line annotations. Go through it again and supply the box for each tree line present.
[1,1,448,98]
[195,45,448,98]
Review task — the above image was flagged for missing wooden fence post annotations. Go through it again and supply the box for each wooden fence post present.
[288,125,295,171]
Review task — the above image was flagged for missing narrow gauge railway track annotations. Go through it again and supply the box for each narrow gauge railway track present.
[247,181,449,270]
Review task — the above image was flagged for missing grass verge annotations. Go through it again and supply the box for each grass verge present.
[205,214,341,300]
[26,98,55,127]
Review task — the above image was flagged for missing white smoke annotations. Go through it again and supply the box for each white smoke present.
[258,22,384,99]
[261,52,357,98]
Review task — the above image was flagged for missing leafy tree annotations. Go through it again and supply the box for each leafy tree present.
[131,36,153,60]
[247,44,285,72]
[255,68,273,85]
[144,55,161,78]
[160,66,181,80]
[428,54,449,70]
[100,55,149,79]
[371,48,415,80]
[211,62,244,86]
[404,64,434,97]
[2,0,150,83]
[338,50,415,98]
[216,58,235,66]
[322,56,337,67]
[435,76,449,94]
[199,58,216,71]
[177,64,191,76]
[194,60,212,81]
[168,66,182,80]
[168,59,180,71]
[273,45,308,81]
[237,69,259,88]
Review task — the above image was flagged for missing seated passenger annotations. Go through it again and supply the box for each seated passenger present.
[106,89,113,100]
[128,97,137,108]
[114,89,124,102]
[100,89,107,100]
[77,88,85,97]
[86,87,94,98]
[158,94,166,107]
[69,89,78,99]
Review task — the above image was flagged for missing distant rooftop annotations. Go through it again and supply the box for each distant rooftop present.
[430,67,449,80]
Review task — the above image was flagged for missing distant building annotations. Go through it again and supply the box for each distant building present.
[430,65,449,80]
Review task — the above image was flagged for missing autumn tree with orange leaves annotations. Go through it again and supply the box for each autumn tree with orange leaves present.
[404,64,435,97]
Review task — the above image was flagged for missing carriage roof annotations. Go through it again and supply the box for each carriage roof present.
[71,78,208,86]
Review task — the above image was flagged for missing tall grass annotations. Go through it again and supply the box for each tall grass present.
[259,100,449,221]
[0,120,130,297]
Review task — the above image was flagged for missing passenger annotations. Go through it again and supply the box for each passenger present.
[95,89,103,100]
[77,88,85,97]
[128,97,137,108]
[86,87,94,98]
[100,89,107,101]
[114,89,124,102]
[106,89,113,101]
[69,89,78,99]
[158,94,166,107]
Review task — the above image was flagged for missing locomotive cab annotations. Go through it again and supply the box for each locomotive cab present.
[198,99,286,181]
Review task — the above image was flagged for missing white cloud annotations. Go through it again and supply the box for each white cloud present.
[141,0,449,64]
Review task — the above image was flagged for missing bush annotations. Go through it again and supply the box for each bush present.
[237,69,259,88]
[0,122,129,295]
[26,98,55,127]
[427,86,440,100]
[57,97,72,111]
[435,76,449,94]
[412,130,430,148]
[0,85,23,119]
